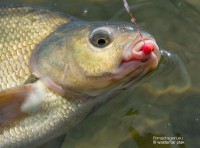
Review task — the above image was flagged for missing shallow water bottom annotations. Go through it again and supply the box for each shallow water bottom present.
[1,0,200,147]
[61,0,200,147]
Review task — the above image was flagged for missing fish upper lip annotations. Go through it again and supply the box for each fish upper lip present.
[122,37,160,63]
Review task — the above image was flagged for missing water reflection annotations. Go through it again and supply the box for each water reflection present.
[0,0,199,147]
[61,0,200,148]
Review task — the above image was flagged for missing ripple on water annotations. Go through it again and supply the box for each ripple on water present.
[170,93,200,148]
[0,0,199,148]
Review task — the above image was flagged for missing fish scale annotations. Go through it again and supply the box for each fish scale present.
[0,81,88,148]
[0,6,86,147]
[0,5,160,148]
[0,6,68,90]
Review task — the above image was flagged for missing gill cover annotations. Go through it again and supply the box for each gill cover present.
[30,21,86,95]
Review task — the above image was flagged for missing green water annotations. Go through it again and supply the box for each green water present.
[1,0,200,147]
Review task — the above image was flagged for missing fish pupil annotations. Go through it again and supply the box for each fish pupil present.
[98,38,106,45]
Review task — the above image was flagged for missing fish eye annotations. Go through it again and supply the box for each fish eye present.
[89,31,111,48]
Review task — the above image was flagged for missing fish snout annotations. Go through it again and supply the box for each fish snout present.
[123,39,160,67]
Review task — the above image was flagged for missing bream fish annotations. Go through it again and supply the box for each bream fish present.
[0,5,160,147]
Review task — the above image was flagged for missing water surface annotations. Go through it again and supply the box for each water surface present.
[1,0,200,147]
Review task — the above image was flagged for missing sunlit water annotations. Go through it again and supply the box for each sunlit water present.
[1,0,200,147]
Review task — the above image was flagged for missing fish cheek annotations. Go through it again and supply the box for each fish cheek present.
[72,40,122,77]
[66,48,124,90]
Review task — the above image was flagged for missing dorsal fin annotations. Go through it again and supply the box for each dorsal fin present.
[0,81,46,127]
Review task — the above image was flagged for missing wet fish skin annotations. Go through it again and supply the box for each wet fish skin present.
[0,6,69,90]
[0,5,160,148]
[0,6,81,147]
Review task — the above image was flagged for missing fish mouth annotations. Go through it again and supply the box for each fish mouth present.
[122,38,160,63]
[113,38,160,80]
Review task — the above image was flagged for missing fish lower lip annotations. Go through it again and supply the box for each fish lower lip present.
[119,58,140,68]
[121,58,138,63]
[113,59,142,80]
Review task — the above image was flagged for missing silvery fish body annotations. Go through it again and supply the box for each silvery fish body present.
[0,5,160,148]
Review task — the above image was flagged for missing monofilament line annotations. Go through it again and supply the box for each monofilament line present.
[123,0,144,40]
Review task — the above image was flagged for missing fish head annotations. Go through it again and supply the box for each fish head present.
[30,22,160,97]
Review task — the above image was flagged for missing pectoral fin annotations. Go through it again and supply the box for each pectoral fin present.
[0,81,45,127]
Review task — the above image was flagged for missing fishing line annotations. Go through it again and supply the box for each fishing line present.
[123,0,144,40]
[122,0,155,54]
